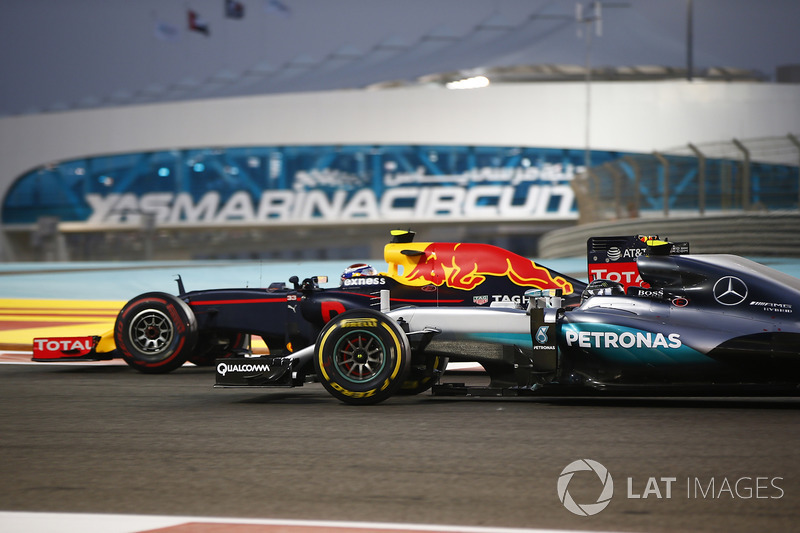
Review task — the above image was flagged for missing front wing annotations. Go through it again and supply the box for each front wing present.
[214,346,315,388]
[32,334,116,362]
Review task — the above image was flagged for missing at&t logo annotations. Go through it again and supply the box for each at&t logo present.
[557,459,614,516]
[606,247,622,261]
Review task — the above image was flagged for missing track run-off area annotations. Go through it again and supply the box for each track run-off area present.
[2,259,800,533]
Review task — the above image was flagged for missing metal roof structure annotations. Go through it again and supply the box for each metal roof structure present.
[1,0,798,118]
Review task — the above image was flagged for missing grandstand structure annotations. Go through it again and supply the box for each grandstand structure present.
[1,77,799,262]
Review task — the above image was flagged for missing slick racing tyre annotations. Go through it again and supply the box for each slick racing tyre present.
[114,292,198,374]
[398,355,448,396]
[314,309,411,405]
[188,332,249,366]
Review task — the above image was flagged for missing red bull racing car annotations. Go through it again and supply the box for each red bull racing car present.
[215,235,800,404]
[32,230,583,389]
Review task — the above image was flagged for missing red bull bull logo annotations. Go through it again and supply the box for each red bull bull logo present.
[403,243,574,293]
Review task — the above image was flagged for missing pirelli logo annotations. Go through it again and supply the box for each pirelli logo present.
[340,318,379,328]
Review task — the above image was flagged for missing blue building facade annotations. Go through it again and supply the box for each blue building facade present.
[3,145,609,226]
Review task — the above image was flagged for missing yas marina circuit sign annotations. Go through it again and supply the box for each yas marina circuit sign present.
[3,145,598,226]
[85,167,576,225]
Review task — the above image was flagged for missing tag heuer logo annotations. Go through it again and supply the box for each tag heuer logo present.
[473,295,489,305]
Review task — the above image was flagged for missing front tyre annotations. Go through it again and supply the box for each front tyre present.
[314,309,410,405]
[114,292,198,374]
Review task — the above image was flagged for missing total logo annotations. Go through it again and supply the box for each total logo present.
[588,268,643,286]
[33,338,94,352]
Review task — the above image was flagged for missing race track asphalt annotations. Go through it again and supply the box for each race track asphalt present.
[1,362,799,533]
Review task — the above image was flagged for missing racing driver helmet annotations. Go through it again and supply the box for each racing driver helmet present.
[581,278,626,302]
[340,263,378,285]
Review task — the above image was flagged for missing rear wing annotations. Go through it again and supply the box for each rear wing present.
[587,235,689,291]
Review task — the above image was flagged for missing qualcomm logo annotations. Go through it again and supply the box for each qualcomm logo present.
[216,362,271,376]
[557,459,614,516]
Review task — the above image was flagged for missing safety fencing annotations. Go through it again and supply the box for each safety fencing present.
[572,135,800,224]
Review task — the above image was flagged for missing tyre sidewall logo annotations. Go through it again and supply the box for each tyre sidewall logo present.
[713,276,748,306]
[557,459,614,516]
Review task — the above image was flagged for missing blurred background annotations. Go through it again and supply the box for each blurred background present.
[1,0,798,263]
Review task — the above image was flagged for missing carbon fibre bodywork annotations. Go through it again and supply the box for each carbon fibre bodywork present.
[552,254,800,391]
[216,241,800,401]
[33,231,584,373]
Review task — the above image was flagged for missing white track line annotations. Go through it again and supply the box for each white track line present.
[0,512,623,533]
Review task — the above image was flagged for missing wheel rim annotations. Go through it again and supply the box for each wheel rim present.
[332,330,387,383]
[129,309,174,357]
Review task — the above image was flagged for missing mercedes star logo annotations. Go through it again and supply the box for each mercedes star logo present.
[713,276,748,306]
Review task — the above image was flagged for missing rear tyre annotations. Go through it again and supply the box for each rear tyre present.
[189,332,249,366]
[114,292,198,374]
[314,309,410,405]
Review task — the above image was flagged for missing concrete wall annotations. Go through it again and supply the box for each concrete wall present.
[2,80,799,204]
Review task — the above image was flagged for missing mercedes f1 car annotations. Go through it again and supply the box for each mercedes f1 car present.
[215,235,800,404]
[32,230,583,384]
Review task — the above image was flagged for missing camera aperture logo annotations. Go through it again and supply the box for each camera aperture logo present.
[557,459,614,516]
[557,460,785,517]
